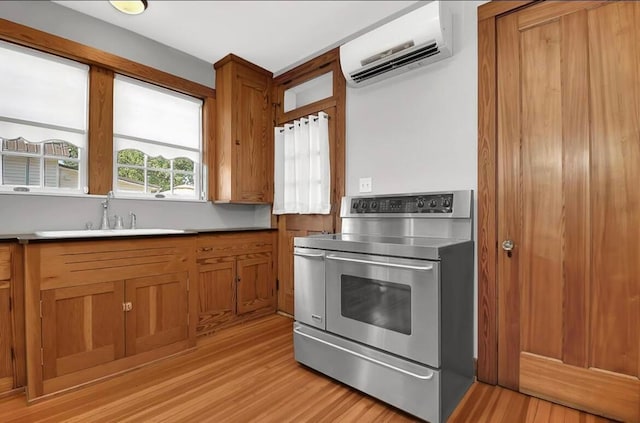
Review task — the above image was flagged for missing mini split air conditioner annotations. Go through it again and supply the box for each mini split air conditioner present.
[339,1,452,87]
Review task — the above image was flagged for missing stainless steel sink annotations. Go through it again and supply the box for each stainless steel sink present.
[34,228,187,238]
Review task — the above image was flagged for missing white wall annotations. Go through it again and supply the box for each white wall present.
[346,1,480,195]
[0,1,214,88]
[0,1,272,234]
[345,1,483,355]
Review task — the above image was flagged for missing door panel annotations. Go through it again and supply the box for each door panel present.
[0,283,13,392]
[519,19,564,360]
[197,261,235,334]
[41,281,125,379]
[497,2,640,420]
[235,67,271,202]
[237,254,272,315]
[588,1,640,377]
[278,214,333,315]
[125,272,188,356]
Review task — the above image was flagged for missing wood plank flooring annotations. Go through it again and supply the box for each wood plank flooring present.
[0,315,618,422]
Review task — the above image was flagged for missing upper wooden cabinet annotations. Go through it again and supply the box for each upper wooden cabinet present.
[214,54,273,203]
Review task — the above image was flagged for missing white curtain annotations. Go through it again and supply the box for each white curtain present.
[273,111,330,214]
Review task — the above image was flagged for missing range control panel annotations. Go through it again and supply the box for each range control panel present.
[350,193,454,214]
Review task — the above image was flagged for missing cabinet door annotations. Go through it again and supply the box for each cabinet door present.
[237,254,274,315]
[0,282,13,392]
[126,272,188,356]
[235,66,271,203]
[41,281,125,380]
[197,261,236,335]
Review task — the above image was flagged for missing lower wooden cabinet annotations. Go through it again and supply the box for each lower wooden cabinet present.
[0,247,14,392]
[126,272,189,356]
[41,281,125,380]
[24,236,197,400]
[196,231,276,336]
[0,243,22,396]
[40,272,189,380]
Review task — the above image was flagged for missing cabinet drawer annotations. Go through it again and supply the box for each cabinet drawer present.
[197,232,273,260]
[0,245,11,281]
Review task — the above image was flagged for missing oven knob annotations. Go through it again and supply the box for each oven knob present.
[443,198,451,208]
[353,201,358,209]
[429,199,437,207]
[362,202,368,209]
[417,199,425,208]
[371,201,378,209]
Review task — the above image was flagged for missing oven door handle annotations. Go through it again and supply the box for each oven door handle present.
[294,327,434,380]
[325,254,433,271]
[294,252,325,258]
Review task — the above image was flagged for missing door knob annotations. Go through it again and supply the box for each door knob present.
[502,239,515,258]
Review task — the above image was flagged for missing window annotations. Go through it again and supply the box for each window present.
[113,75,203,199]
[0,40,89,193]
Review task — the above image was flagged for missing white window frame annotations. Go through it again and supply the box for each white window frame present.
[112,75,204,201]
[0,138,84,193]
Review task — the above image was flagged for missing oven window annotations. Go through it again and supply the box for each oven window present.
[340,275,411,335]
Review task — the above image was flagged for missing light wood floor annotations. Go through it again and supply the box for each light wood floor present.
[0,314,617,422]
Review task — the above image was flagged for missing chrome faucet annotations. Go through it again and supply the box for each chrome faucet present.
[129,211,137,229]
[100,191,114,230]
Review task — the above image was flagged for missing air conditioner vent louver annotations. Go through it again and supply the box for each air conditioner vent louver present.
[350,42,439,83]
[339,1,453,87]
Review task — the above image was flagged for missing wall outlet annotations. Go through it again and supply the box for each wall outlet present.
[359,177,372,193]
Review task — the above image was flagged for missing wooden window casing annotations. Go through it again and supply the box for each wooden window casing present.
[0,18,215,195]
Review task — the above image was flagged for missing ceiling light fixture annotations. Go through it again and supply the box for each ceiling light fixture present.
[109,0,148,15]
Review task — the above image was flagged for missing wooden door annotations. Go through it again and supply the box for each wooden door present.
[0,281,13,392]
[197,260,236,335]
[277,214,333,315]
[236,253,273,315]
[40,281,125,380]
[235,65,272,203]
[497,2,640,421]
[125,272,188,356]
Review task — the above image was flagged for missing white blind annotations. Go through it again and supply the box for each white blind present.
[113,75,202,152]
[0,40,89,139]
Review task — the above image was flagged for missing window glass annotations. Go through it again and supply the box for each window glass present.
[283,71,333,113]
[113,75,203,199]
[0,41,88,193]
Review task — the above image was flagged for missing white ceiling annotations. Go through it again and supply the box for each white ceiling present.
[53,0,420,74]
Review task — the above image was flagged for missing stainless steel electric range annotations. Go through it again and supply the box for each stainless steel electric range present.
[293,190,474,423]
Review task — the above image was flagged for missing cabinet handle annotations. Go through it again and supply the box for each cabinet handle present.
[200,247,213,252]
[235,140,240,145]
[122,302,133,312]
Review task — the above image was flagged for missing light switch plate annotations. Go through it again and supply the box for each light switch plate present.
[359,177,372,193]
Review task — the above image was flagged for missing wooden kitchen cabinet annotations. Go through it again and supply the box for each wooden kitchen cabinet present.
[125,272,189,356]
[24,236,197,400]
[0,245,14,394]
[41,281,125,380]
[214,54,273,204]
[196,231,276,336]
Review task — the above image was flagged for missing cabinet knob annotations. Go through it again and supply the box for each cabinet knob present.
[235,140,240,145]
[122,302,133,312]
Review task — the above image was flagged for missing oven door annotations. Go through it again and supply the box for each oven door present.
[325,251,440,367]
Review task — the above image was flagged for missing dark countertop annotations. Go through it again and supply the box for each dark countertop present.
[0,227,276,243]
